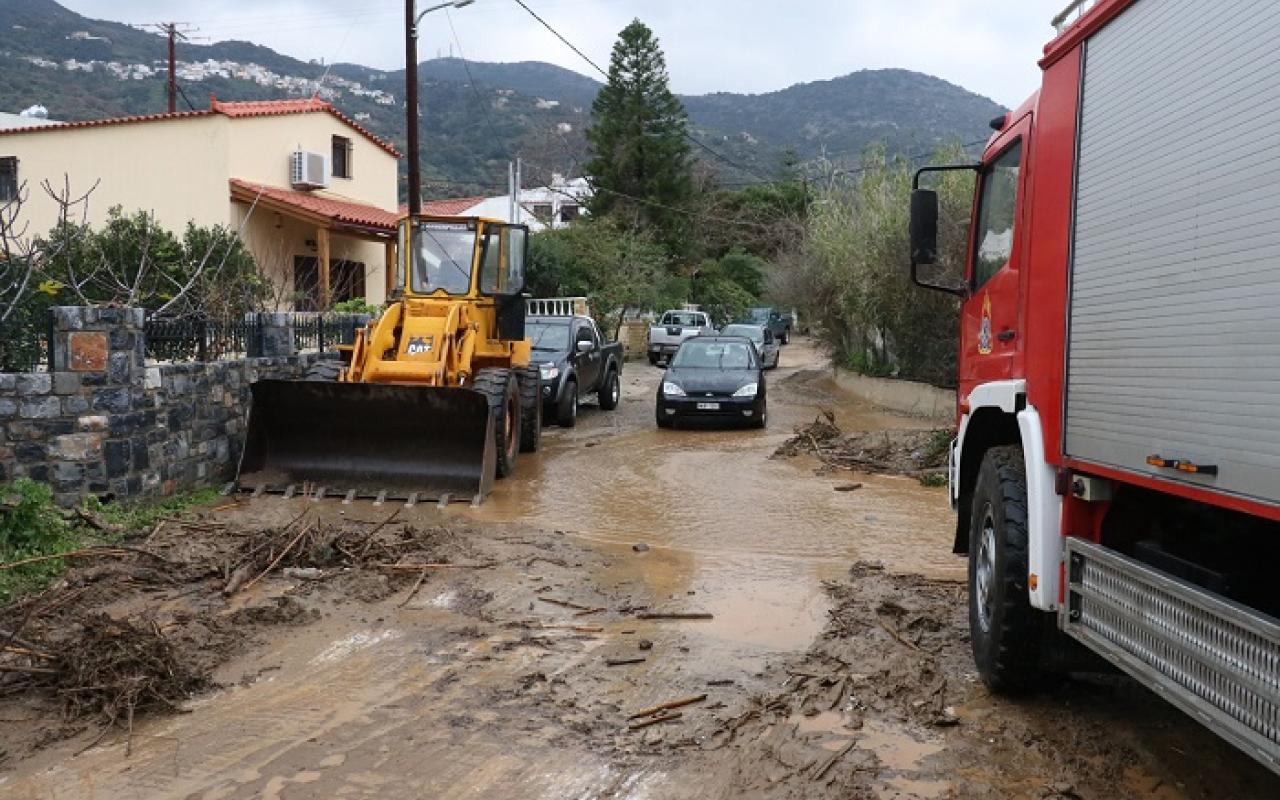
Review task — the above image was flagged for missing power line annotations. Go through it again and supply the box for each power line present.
[508,0,774,184]
[175,82,198,112]
[510,0,606,76]
[443,8,504,148]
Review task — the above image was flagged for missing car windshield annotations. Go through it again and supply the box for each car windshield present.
[661,312,701,326]
[721,324,763,343]
[672,340,754,369]
[745,308,770,323]
[527,322,571,352]
[411,222,475,295]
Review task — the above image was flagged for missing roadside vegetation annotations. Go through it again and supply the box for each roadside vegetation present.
[0,480,216,603]
[527,18,970,390]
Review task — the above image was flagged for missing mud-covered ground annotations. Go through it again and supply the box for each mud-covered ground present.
[1,339,1276,799]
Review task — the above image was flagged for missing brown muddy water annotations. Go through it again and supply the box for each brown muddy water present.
[461,338,957,663]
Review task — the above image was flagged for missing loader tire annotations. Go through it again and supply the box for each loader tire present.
[304,359,342,381]
[517,366,542,453]
[969,445,1043,693]
[474,368,520,480]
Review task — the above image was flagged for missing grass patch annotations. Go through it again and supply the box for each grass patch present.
[84,487,220,537]
[0,483,220,603]
[921,428,954,467]
[917,472,948,488]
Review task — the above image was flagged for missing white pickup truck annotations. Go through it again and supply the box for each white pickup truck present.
[647,310,714,365]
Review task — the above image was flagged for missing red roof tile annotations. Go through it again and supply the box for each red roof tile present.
[211,98,399,156]
[0,97,400,156]
[230,179,401,233]
[418,197,487,216]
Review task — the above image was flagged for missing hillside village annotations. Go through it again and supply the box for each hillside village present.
[20,47,399,109]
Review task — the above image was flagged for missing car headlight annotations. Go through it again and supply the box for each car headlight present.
[539,363,560,381]
[733,383,758,397]
[662,381,686,397]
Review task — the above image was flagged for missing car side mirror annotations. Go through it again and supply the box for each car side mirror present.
[576,340,595,353]
[909,189,938,265]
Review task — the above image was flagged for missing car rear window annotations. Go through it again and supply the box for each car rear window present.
[661,312,702,326]
[721,325,763,342]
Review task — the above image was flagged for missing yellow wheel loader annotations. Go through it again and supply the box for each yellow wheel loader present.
[235,215,541,505]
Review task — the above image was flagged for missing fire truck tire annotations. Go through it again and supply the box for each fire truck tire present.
[968,444,1041,693]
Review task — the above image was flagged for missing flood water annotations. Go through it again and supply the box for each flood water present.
[458,338,959,659]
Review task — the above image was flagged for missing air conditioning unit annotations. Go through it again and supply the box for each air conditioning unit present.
[290,150,329,190]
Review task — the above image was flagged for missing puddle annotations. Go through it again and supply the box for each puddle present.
[463,342,958,583]
[857,718,943,773]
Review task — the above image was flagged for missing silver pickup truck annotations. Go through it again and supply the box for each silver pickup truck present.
[647,310,714,365]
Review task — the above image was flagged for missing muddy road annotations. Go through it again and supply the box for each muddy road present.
[1,338,1277,799]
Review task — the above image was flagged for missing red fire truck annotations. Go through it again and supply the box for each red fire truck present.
[909,0,1280,773]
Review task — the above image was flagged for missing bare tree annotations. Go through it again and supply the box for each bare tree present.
[0,177,97,324]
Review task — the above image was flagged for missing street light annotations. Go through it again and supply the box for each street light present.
[405,0,475,218]
[415,0,474,27]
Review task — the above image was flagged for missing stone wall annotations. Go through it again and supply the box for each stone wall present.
[831,368,955,422]
[0,307,329,506]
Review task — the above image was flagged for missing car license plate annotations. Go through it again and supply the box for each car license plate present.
[697,402,720,410]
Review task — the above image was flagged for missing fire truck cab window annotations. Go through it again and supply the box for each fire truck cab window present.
[973,141,1022,289]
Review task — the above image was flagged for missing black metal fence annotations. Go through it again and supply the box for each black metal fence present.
[145,315,264,364]
[291,313,364,354]
[0,308,53,373]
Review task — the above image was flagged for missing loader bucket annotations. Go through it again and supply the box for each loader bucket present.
[236,380,496,504]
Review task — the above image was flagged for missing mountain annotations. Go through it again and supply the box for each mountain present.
[685,70,1004,163]
[0,0,1005,195]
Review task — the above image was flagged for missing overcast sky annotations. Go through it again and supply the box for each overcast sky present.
[60,0,1070,108]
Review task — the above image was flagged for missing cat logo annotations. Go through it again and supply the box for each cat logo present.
[406,336,434,355]
[978,294,994,355]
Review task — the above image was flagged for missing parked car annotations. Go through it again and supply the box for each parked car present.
[527,314,624,427]
[742,305,788,343]
[648,310,714,365]
[655,336,766,429]
[740,307,794,344]
[719,323,780,369]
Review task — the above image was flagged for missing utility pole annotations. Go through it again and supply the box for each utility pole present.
[405,1,474,217]
[148,23,197,113]
[167,24,177,113]
[405,1,421,218]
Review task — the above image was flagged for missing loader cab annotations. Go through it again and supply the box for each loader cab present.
[400,215,530,339]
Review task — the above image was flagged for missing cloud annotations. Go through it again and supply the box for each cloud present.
[58,0,1067,107]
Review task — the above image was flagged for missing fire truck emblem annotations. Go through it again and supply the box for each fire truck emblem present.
[978,294,994,355]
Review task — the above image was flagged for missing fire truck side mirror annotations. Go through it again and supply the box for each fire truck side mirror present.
[910,189,939,265]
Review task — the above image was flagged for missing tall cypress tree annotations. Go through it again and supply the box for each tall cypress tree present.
[585,20,692,250]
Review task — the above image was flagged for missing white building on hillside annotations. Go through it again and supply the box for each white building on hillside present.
[433,174,590,232]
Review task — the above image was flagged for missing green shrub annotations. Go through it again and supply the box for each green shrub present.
[332,298,383,315]
[0,479,79,602]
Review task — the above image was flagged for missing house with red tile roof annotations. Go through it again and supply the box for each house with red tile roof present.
[0,98,402,309]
